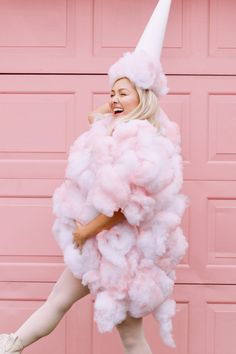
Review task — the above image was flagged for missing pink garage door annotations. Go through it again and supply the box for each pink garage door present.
[0,1,236,354]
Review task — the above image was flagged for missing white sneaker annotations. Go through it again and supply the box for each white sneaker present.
[0,334,24,353]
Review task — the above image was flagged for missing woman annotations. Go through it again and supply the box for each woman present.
[0,75,187,354]
[1,1,189,352]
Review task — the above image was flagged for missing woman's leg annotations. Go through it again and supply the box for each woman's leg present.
[14,267,89,348]
[116,316,152,354]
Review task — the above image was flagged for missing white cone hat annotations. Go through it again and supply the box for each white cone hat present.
[108,0,172,97]
[135,0,172,62]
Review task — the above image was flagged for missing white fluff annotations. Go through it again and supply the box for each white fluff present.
[52,113,188,347]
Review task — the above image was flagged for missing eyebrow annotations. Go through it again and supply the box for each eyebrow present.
[110,88,130,93]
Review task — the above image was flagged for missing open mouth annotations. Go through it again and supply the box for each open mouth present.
[113,107,124,115]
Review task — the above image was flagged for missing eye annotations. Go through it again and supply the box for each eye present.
[120,93,127,96]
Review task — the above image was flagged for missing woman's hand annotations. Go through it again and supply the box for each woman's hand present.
[73,221,87,252]
[88,103,111,123]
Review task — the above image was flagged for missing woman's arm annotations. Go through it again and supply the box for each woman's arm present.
[73,210,125,249]
[88,103,111,124]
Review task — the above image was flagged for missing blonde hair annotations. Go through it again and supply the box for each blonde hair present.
[116,79,160,131]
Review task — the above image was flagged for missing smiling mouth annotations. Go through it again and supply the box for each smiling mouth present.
[113,108,124,115]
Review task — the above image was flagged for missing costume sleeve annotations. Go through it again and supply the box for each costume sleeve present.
[90,120,177,226]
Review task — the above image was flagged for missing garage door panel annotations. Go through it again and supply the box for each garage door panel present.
[182,181,236,284]
[0,1,235,75]
[168,76,236,180]
[1,283,235,354]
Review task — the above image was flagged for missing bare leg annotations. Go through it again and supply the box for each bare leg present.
[15,268,89,348]
[116,316,152,354]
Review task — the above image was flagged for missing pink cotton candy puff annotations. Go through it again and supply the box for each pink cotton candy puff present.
[108,50,169,97]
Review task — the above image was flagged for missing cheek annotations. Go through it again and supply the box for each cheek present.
[109,100,114,112]
[124,97,139,111]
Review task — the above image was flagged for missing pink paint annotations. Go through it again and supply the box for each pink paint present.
[0,1,236,353]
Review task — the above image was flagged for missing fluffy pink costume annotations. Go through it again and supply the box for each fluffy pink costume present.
[52,110,188,347]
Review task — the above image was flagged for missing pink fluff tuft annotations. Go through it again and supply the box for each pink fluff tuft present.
[94,291,127,332]
[128,261,174,318]
[108,50,168,96]
[153,299,176,348]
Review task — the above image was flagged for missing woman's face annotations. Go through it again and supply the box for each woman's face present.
[109,78,140,118]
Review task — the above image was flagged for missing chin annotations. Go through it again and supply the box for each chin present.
[116,113,125,118]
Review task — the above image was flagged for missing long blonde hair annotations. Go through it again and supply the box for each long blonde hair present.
[116,79,160,131]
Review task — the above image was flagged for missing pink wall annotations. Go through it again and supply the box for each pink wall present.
[0,1,236,353]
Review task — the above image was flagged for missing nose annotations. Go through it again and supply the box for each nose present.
[111,95,119,103]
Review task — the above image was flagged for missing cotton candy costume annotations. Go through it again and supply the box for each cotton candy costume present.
[52,107,188,347]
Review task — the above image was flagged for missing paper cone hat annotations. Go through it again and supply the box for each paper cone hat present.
[108,0,172,97]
